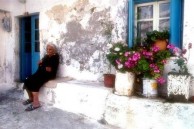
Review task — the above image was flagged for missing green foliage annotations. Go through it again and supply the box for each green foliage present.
[136,58,149,72]
[173,58,189,74]
[106,42,130,73]
[145,30,170,44]
[154,50,171,62]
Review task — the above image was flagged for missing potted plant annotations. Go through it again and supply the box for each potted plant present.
[135,45,172,97]
[106,41,141,96]
[145,30,170,50]
[103,54,116,88]
[103,73,116,88]
[101,19,116,88]
[167,43,192,102]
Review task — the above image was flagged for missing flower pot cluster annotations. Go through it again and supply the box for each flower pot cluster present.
[105,31,193,102]
[106,41,172,97]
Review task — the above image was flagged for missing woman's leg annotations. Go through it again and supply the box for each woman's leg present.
[23,88,33,105]
[25,91,41,111]
[26,88,33,101]
[32,92,41,107]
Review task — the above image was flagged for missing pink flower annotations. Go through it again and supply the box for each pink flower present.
[116,59,121,65]
[182,49,187,55]
[167,44,175,49]
[152,46,160,52]
[173,47,181,56]
[188,43,192,49]
[162,59,167,64]
[132,52,141,61]
[124,52,130,57]
[157,77,166,85]
[154,69,160,73]
[142,50,153,59]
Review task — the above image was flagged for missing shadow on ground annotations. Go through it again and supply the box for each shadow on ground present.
[0,87,119,129]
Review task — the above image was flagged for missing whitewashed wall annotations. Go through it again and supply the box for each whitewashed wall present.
[0,0,128,86]
[183,0,194,74]
[39,0,128,80]
[183,0,194,96]
[0,0,194,86]
[0,11,14,85]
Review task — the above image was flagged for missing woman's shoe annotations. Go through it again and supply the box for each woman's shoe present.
[22,99,33,105]
[25,104,41,111]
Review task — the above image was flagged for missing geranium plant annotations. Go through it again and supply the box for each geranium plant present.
[167,43,192,75]
[106,42,141,73]
[106,42,173,84]
[136,45,172,84]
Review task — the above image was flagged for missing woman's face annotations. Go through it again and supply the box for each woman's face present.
[47,45,55,56]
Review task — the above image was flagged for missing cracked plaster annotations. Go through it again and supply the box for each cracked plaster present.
[40,0,128,80]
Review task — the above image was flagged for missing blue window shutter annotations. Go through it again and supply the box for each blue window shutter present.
[170,0,183,48]
[128,0,134,47]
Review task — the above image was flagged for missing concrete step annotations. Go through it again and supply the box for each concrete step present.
[24,78,113,120]
[24,78,194,129]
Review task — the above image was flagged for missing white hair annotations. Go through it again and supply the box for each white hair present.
[46,43,58,53]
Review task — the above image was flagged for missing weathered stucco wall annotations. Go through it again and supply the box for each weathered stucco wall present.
[40,0,128,81]
[0,11,14,85]
[183,0,194,96]
[183,0,194,73]
[1,0,194,85]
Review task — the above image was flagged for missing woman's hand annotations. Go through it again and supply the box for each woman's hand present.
[38,60,43,66]
[45,67,52,72]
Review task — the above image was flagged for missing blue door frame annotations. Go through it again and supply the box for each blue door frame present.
[20,14,40,81]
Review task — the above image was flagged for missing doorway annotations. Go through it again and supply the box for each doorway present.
[20,14,40,81]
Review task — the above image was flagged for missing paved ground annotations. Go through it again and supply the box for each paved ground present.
[0,86,120,129]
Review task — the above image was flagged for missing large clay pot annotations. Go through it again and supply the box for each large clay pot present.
[103,74,115,88]
[154,40,167,50]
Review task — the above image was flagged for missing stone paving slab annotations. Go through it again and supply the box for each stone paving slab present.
[0,87,121,129]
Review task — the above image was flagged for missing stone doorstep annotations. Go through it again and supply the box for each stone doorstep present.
[24,77,194,129]
[24,77,114,120]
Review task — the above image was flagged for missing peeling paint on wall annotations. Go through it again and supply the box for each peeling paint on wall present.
[0,0,194,85]
[46,5,68,24]
[0,11,15,85]
[40,0,128,80]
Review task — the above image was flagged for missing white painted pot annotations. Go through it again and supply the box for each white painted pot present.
[114,71,135,96]
[167,73,191,100]
[143,78,158,97]
[159,57,180,97]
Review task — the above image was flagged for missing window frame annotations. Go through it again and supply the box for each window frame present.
[128,0,183,48]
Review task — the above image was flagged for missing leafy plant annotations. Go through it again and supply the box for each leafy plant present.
[167,43,192,75]
[106,42,172,84]
[135,45,172,84]
[107,42,153,73]
[145,30,170,45]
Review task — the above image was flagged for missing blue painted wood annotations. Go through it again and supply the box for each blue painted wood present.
[20,17,32,81]
[31,15,40,74]
[134,0,155,4]
[20,14,40,81]
[170,0,183,48]
[128,0,134,47]
[128,0,183,48]
[128,0,155,47]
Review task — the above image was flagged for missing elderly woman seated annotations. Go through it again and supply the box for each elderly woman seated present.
[23,43,59,111]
